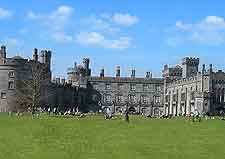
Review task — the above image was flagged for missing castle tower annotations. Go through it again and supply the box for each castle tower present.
[182,57,199,78]
[44,50,52,71]
[32,48,38,62]
[83,58,91,76]
[0,45,6,64]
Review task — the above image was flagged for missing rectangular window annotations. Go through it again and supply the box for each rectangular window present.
[143,84,148,91]
[141,95,148,104]
[105,95,111,102]
[8,71,15,78]
[105,84,111,90]
[118,84,123,90]
[130,84,136,91]
[155,96,161,104]
[1,92,6,99]
[117,95,123,103]
[129,95,136,103]
[92,83,98,90]
[8,81,15,90]
[156,85,161,92]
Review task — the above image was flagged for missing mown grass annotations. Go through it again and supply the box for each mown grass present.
[0,114,225,159]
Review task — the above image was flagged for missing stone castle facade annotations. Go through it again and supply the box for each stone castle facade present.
[0,45,225,116]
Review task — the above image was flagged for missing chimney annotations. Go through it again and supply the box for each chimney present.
[131,69,135,78]
[100,67,104,78]
[209,64,213,74]
[146,72,150,78]
[1,45,6,58]
[116,66,120,78]
[61,78,65,85]
[32,48,38,61]
[202,64,206,74]
[150,72,153,78]
[39,50,45,63]
[56,77,60,84]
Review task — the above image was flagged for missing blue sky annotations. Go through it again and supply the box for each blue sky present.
[1,0,225,78]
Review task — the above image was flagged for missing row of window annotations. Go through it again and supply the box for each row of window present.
[103,94,161,104]
[165,92,195,102]
[94,83,162,92]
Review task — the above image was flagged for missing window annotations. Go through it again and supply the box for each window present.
[105,84,111,90]
[143,84,148,91]
[118,84,123,90]
[172,94,177,102]
[141,95,148,104]
[155,96,161,104]
[105,95,111,102]
[117,95,123,103]
[1,92,6,99]
[165,95,170,103]
[156,85,161,91]
[8,81,15,90]
[92,83,98,90]
[129,95,136,103]
[130,84,136,91]
[181,93,186,101]
[8,71,15,78]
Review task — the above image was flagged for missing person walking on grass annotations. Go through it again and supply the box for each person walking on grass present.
[124,109,129,123]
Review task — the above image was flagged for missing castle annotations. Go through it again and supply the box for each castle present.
[0,45,225,116]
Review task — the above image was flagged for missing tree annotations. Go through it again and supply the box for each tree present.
[13,61,52,113]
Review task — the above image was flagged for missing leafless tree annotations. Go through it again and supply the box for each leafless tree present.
[13,61,53,113]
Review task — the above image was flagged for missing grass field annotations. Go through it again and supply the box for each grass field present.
[0,114,225,159]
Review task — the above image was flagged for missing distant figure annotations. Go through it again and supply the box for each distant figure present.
[47,107,51,116]
[125,110,129,122]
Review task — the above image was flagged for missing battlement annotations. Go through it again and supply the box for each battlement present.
[182,57,199,66]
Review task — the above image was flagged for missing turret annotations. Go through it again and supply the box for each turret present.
[32,48,38,61]
[0,45,6,64]
[131,69,135,78]
[100,67,104,78]
[182,57,199,78]
[82,58,91,76]
[202,64,206,74]
[116,66,120,78]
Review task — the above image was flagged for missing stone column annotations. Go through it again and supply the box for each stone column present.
[177,89,181,116]
[169,92,173,115]
[186,89,191,115]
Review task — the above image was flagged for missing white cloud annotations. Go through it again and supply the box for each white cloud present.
[169,16,225,45]
[76,32,132,49]
[0,8,13,19]
[26,5,74,43]
[113,13,139,26]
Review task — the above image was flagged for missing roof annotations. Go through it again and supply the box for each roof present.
[12,56,24,60]
[88,76,164,84]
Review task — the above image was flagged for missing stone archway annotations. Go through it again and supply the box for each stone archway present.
[129,106,136,113]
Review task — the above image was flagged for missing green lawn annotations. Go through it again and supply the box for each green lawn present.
[0,114,225,159]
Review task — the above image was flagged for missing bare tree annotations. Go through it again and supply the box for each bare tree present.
[13,61,52,113]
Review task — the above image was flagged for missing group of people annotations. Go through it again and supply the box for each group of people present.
[104,107,129,122]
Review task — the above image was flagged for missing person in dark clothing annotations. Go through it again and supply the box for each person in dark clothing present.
[125,110,129,122]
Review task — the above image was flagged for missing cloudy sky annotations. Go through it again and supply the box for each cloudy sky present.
[1,0,225,78]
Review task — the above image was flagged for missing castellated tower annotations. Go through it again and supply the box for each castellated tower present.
[182,57,199,78]
[32,48,38,62]
[0,45,6,64]
[83,58,91,76]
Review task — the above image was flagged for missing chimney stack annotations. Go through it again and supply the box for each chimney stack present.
[100,67,104,78]
[1,45,6,59]
[33,48,38,61]
[131,69,135,78]
[146,72,150,78]
[202,64,206,74]
[116,66,120,78]
[56,77,60,84]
